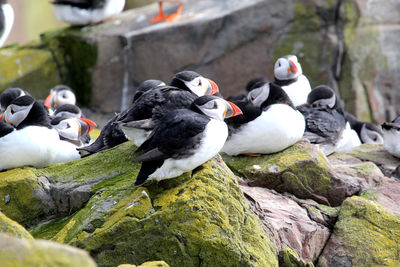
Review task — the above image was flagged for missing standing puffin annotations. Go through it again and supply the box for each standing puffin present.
[297,85,346,155]
[132,95,242,186]
[150,0,183,23]
[222,81,305,156]
[0,96,80,170]
[382,115,400,158]
[274,55,311,106]
[0,0,13,47]
[52,0,126,25]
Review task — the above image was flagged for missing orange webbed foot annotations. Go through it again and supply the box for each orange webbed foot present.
[243,153,262,157]
[165,3,183,22]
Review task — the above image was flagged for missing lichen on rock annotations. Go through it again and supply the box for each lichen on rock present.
[0,211,33,240]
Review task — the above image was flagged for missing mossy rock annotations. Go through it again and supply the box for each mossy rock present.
[0,46,61,98]
[318,196,400,266]
[66,156,277,267]
[117,261,169,267]
[278,248,314,267]
[222,141,351,206]
[0,211,33,239]
[0,233,96,267]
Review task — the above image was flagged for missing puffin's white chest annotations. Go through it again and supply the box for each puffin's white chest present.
[149,119,228,181]
[222,104,305,156]
[0,126,79,170]
[281,75,311,106]
[53,0,125,25]
[383,130,400,158]
[336,122,361,152]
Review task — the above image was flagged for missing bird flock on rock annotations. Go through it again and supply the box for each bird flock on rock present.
[0,0,397,187]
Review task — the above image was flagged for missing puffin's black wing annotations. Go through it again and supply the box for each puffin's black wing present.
[0,121,14,138]
[298,105,345,144]
[224,99,261,133]
[52,0,104,9]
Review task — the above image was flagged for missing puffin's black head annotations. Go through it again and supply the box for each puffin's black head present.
[53,104,82,119]
[245,77,270,92]
[190,95,242,121]
[308,85,344,114]
[133,79,166,103]
[170,70,219,97]
[247,81,294,110]
[3,95,35,127]
[0,88,28,112]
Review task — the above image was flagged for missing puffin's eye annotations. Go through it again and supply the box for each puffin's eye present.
[10,108,15,115]
[198,80,202,86]
[66,123,71,129]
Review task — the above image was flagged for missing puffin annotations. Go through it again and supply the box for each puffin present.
[44,85,76,112]
[297,85,346,155]
[0,87,30,112]
[382,115,400,158]
[150,0,183,23]
[52,0,126,25]
[0,0,13,47]
[0,96,80,170]
[132,79,166,103]
[79,71,219,155]
[222,81,305,156]
[345,112,383,144]
[52,103,83,119]
[274,55,311,106]
[132,95,242,186]
[51,115,97,147]
[117,71,219,147]
[226,77,270,102]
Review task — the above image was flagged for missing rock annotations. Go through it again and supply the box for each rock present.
[0,46,61,99]
[0,233,96,267]
[222,140,360,206]
[241,184,334,263]
[318,196,400,266]
[0,211,33,239]
[278,248,314,267]
[117,261,170,267]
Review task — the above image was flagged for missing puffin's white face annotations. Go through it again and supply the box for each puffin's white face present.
[53,89,76,109]
[361,124,383,144]
[4,102,33,127]
[274,55,303,80]
[310,94,336,109]
[184,77,219,97]
[247,83,270,108]
[53,118,81,141]
[197,98,242,121]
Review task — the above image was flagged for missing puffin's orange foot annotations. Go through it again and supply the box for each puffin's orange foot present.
[165,3,183,22]
[243,153,262,157]
[150,14,166,23]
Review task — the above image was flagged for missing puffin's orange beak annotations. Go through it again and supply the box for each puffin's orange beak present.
[289,60,298,74]
[0,113,4,121]
[207,79,219,95]
[44,92,56,108]
[225,101,243,118]
[79,118,97,133]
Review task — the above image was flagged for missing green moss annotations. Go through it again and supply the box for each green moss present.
[279,248,314,267]
[70,158,277,267]
[222,142,333,205]
[0,233,96,267]
[331,196,400,266]
[41,28,98,105]
[140,261,170,267]
[0,47,61,98]
[0,212,33,239]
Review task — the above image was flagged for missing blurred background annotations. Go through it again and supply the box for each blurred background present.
[6,0,156,45]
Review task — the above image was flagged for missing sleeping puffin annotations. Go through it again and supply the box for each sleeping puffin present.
[0,0,14,47]
[0,96,80,170]
[52,0,126,25]
[382,115,400,158]
[222,81,305,156]
[274,55,311,106]
[150,0,183,23]
[132,95,242,185]
[0,87,30,112]
[297,85,346,155]
[345,112,383,144]
[51,116,96,147]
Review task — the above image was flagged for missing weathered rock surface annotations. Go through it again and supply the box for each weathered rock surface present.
[0,233,96,267]
[0,211,33,240]
[318,196,400,266]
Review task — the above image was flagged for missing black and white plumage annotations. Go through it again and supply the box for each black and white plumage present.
[222,81,305,155]
[382,115,400,158]
[52,104,83,119]
[51,115,96,147]
[0,87,30,112]
[0,0,13,47]
[132,79,166,103]
[44,85,76,111]
[345,112,383,145]
[226,77,270,102]
[0,96,80,170]
[52,0,125,25]
[132,95,242,186]
[297,85,346,155]
[274,55,311,106]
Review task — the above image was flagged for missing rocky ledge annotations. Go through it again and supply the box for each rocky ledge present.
[0,140,400,266]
